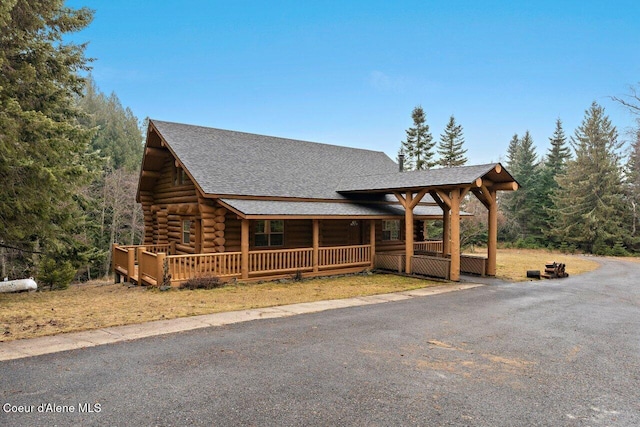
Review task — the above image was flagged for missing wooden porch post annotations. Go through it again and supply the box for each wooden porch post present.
[487,189,498,276]
[241,219,249,279]
[404,192,414,274]
[312,219,319,273]
[127,248,136,283]
[394,189,428,275]
[156,252,166,286]
[450,189,461,281]
[442,206,450,256]
[370,219,376,268]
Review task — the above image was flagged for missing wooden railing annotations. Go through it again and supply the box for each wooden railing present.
[249,248,313,275]
[375,253,405,273]
[414,240,444,253]
[319,245,371,269]
[460,254,487,276]
[167,252,242,283]
[138,250,165,286]
[412,255,451,280]
[114,243,373,286]
[112,245,133,277]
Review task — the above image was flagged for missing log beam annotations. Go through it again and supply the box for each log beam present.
[241,219,249,279]
[398,192,414,273]
[145,146,166,157]
[370,219,376,269]
[487,188,498,276]
[141,170,161,179]
[489,181,519,191]
[450,189,461,281]
[312,219,319,273]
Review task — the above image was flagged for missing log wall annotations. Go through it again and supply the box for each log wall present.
[145,156,200,254]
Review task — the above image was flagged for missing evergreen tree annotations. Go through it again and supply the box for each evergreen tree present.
[0,1,94,270]
[623,126,640,250]
[400,105,435,170]
[514,131,543,241]
[505,134,521,174]
[75,78,145,278]
[540,119,572,245]
[613,84,640,252]
[551,102,626,254]
[500,132,543,243]
[437,115,467,167]
[546,118,572,176]
[77,77,143,171]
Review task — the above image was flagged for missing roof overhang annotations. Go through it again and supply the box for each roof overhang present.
[336,163,518,194]
[218,198,456,220]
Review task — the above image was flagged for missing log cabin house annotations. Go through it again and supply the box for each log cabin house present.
[112,120,518,286]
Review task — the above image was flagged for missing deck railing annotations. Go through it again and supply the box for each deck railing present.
[249,248,314,275]
[319,245,371,269]
[168,252,242,283]
[112,245,133,278]
[414,240,444,253]
[138,250,164,286]
[115,244,376,286]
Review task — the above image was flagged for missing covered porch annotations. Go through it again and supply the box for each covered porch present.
[337,163,518,281]
[112,240,450,287]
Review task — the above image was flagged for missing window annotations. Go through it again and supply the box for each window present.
[255,220,284,247]
[174,166,187,186]
[182,220,191,244]
[382,220,400,241]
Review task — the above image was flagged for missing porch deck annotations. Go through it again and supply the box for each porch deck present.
[112,240,469,286]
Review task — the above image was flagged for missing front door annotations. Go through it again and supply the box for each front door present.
[348,220,362,245]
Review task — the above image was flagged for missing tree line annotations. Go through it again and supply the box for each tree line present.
[398,99,640,255]
[0,1,143,288]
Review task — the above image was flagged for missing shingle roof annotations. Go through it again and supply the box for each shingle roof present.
[337,163,511,193]
[220,198,444,218]
[151,120,398,200]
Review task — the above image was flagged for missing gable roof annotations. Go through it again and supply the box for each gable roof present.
[150,120,399,200]
[337,163,516,194]
[140,120,517,217]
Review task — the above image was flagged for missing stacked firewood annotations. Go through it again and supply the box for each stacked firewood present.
[542,261,568,279]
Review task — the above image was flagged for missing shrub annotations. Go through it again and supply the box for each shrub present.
[610,240,628,257]
[180,275,225,290]
[37,257,76,290]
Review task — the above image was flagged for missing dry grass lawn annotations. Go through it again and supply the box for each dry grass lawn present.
[1,274,434,342]
[476,248,601,282]
[0,248,604,342]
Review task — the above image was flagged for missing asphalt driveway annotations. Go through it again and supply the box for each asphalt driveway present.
[1,257,639,426]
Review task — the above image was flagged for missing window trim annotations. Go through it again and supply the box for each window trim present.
[174,166,187,186]
[182,220,191,244]
[254,220,284,247]
[382,220,401,241]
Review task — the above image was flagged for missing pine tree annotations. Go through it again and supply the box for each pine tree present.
[514,131,543,241]
[400,106,435,170]
[0,1,94,265]
[75,78,145,278]
[506,134,521,174]
[437,115,467,167]
[540,119,572,245]
[77,77,144,171]
[500,132,543,243]
[623,126,640,249]
[551,102,626,254]
[546,118,572,176]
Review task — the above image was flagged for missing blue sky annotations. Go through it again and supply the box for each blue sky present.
[66,0,640,164]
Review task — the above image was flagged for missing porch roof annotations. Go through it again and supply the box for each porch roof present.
[219,198,446,219]
[336,163,516,193]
